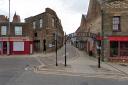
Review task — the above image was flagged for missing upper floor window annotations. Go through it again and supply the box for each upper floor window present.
[1,26,7,35]
[51,18,55,27]
[15,26,22,35]
[113,16,120,32]
[33,21,36,29]
[40,19,43,28]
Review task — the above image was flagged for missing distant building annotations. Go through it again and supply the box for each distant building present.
[0,13,33,55]
[25,8,64,52]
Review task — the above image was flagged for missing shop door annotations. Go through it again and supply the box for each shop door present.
[3,42,7,54]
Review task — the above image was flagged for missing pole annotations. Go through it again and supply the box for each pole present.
[7,0,10,55]
[97,41,101,68]
[98,52,101,68]
[101,10,104,61]
[55,32,58,66]
[65,32,67,66]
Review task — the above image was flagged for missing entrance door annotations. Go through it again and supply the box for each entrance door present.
[34,40,40,52]
[3,42,7,54]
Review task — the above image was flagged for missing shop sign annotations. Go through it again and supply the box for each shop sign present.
[0,37,31,41]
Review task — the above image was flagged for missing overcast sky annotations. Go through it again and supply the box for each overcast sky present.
[0,0,89,34]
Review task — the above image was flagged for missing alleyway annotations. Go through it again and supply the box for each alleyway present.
[37,44,79,66]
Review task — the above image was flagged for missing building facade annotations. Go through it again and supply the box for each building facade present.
[76,0,128,62]
[0,13,33,55]
[25,8,64,52]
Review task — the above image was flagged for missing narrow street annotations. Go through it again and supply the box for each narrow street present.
[37,43,79,66]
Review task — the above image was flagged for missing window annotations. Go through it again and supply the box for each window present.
[51,18,55,27]
[40,19,43,28]
[15,26,22,35]
[113,16,120,31]
[110,41,118,57]
[1,26,7,35]
[33,21,36,29]
[34,32,37,37]
[13,42,24,51]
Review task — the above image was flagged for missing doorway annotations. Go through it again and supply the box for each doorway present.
[3,41,7,54]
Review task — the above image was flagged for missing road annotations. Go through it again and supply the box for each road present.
[0,57,40,85]
[6,72,128,85]
[0,55,127,85]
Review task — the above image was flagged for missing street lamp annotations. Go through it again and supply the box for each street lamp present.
[55,32,58,66]
[101,10,104,61]
[96,35,101,68]
[7,0,11,55]
[64,32,67,66]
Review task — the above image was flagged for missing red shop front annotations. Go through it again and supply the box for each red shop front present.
[0,37,33,55]
[109,36,128,62]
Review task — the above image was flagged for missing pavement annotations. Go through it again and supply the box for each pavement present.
[36,44,128,79]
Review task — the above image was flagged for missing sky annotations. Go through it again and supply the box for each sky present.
[0,0,89,34]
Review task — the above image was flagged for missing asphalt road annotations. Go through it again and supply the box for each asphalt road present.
[0,56,128,85]
[0,57,40,85]
[6,72,128,85]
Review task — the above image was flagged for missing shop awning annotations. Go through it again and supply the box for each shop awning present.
[109,36,128,41]
[96,36,103,40]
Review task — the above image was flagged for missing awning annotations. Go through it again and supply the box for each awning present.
[109,36,128,41]
[96,36,103,40]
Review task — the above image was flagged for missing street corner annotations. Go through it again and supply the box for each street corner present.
[35,63,74,74]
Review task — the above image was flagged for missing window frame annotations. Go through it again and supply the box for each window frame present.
[112,16,121,32]
[15,26,22,35]
[1,26,7,35]
[51,18,55,27]
[39,19,43,28]
[33,21,36,29]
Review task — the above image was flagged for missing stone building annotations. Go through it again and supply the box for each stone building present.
[0,13,33,55]
[75,15,89,50]
[76,0,128,62]
[25,8,64,52]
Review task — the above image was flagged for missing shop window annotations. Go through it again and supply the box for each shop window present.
[1,26,7,35]
[110,41,118,57]
[13,42,24,51]
[15,26,22,35]
[112,16,120,32]
[120,42,128,56]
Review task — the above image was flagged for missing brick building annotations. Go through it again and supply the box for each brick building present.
[76,0,128,62]
[25,8,64,52]
[0,13,33,55]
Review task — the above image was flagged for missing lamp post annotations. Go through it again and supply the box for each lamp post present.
[7,0,10,55]
[64,32,67,66]
[55,32,58,66]
[101,10,104,61]
[97,40,101,68]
